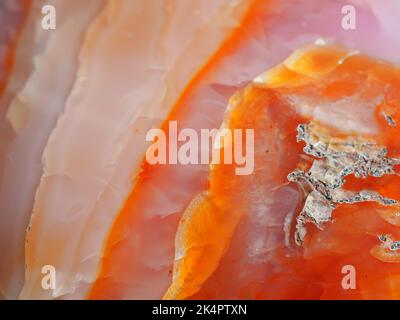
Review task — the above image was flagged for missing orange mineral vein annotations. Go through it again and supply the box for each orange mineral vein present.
[89,0,273,299]
[21,0,256,300]
[165,45,400,300]
[90,0,400,299]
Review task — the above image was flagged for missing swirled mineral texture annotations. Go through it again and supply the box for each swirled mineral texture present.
[165,44,400,300]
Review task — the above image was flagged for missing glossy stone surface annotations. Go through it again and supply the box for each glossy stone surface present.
[1,0,400,300]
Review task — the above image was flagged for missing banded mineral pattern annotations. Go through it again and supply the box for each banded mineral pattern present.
[1,0,400,300]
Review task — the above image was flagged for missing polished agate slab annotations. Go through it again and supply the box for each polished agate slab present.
[1,0,400,300]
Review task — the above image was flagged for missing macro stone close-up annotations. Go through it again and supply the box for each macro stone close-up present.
[1,0,400,302]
